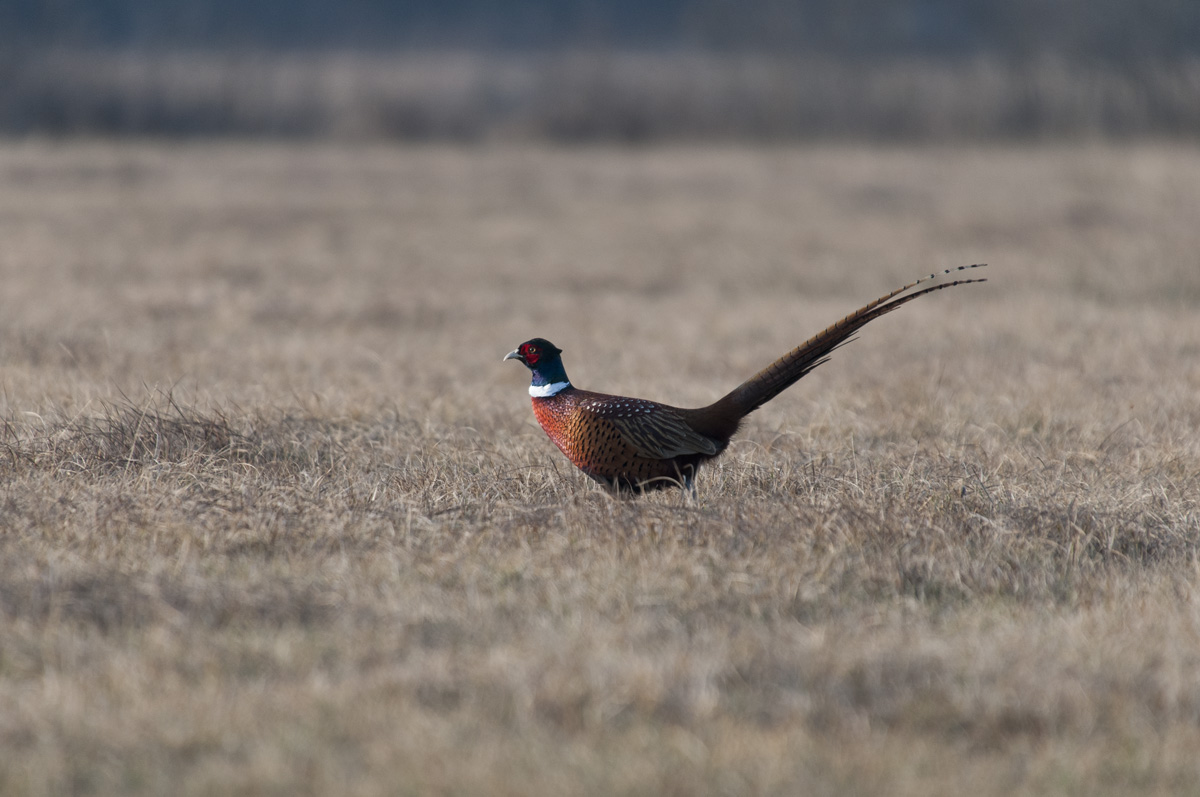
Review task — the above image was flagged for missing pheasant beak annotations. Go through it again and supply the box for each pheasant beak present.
[503,349,523,363]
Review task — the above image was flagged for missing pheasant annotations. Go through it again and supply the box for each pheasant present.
[505,264,986,492]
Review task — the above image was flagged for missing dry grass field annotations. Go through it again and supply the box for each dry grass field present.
[1,141,1199,795]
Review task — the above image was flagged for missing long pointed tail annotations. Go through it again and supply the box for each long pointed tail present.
[712,264,987,419]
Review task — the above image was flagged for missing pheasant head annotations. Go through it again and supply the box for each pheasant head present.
[504,338,571,397]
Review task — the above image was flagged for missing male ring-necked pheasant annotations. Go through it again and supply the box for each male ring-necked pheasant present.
[505,265,985,492]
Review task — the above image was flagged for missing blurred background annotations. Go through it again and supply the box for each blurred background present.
[3,0,1199,141]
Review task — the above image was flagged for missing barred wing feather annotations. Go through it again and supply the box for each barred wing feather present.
[605,408,720,460]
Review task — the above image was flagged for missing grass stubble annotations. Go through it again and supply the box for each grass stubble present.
[1,141,1199,795]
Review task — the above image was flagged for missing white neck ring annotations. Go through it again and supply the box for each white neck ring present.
[529,381,570,398]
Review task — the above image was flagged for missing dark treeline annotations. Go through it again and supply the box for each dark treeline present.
[2,0,1199,140]
[4,0,1200,62]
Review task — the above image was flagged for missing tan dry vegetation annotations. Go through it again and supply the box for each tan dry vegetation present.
[1,142,1199,795]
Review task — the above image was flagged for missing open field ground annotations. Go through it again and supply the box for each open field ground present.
[1,141,1200,795]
